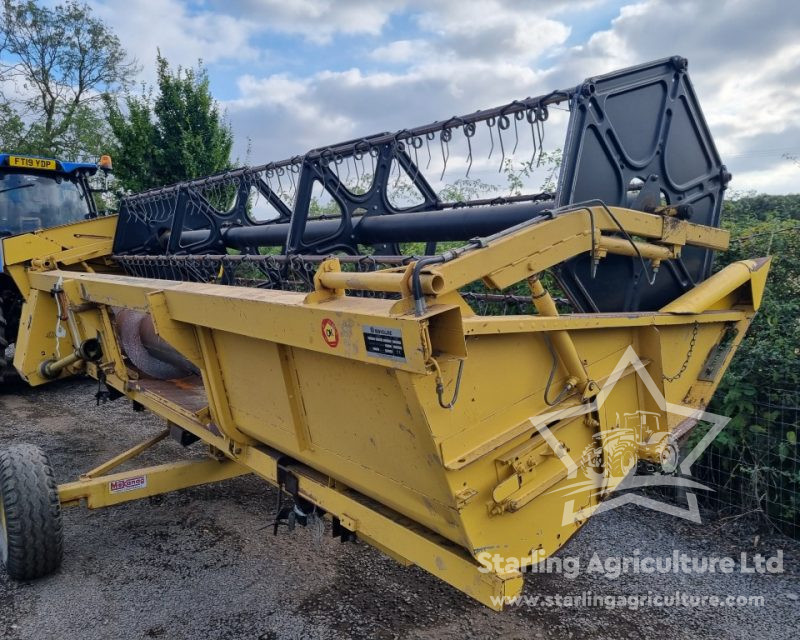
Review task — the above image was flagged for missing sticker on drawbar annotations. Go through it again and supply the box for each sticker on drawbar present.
[362,325,406,362]
[109,475,147,494]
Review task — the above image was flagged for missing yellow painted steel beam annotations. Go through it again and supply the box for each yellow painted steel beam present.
[661,258,771,313]
[235,445,524,610]
[317,270,444,295]
[461,309,747,335]
[82,429,170,479]
[528,276,591,393]
[59,458,250,509]
[597,235,676,260]
[24,270,446,374]
[425,206,729,294]
[326,228,683,296]
[194,326,256,445]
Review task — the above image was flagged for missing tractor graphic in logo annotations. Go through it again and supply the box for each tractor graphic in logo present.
[624,410,680,474]
[580,411,680,492]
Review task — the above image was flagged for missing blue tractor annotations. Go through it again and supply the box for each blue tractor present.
[0,153,112,381]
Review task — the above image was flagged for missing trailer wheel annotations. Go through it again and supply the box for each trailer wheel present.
[0,444,63,580]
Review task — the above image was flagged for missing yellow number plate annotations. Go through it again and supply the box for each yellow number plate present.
[9,156,56,171]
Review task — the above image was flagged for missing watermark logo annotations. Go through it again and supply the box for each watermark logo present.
[535,345,730,525]
[478,548,784,578]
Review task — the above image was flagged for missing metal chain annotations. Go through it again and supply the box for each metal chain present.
[662,321,699,382]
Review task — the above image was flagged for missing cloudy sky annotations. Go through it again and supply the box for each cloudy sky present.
[88,0,800,194]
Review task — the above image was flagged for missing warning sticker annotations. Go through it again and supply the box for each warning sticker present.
[363,325,406,362]
[321,318,339,347]
[109,475,147,494]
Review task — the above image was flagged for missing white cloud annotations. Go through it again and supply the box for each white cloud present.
[88,0,800,193]
[89,0,261,81]
[552,0,800,192]
[221,0,582,166]
[225,57,555,172]
[369,40,431,64]
[206,0,404,44]
[414,0,572,61]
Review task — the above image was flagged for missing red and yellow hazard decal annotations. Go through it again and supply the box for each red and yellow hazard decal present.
[321,318,339,348]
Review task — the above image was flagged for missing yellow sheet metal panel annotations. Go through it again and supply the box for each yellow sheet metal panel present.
[213,331,297,438]
[2,216,117,296]
[213,331,467,545]
[161,286,438,373]
[12,288,66,386]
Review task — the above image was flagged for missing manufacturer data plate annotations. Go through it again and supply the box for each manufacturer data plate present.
[362,325,406,362]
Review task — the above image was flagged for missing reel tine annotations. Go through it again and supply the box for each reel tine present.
[410,135,423,183]
[353,150,362,184]
[528,109,538,166]
[275,166,285,200]
[425,131,434,169]
[464,122,476,178]
[497,112,509,172]
[440,127,452,181]
[369,146,378,185]
[512,109,523,155]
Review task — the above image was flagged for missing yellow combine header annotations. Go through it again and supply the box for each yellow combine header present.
[0,57,770,609]
[1,205,768,608]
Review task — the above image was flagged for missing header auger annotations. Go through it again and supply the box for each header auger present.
[0,57,768,609]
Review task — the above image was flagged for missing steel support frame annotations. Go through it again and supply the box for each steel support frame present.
[53,339,524,608]
[58,457,250,509]
[55,409,523,610]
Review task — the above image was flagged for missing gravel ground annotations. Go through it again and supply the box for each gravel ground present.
[1,377,798,640]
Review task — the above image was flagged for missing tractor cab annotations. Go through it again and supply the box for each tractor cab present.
[0,153,112,238]
[0,153,112,382]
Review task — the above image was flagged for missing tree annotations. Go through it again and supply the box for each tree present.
[0,0,136,158]
[105,54,233,192]
[689,197,800,535]
[104,88,157,193]
[502,151,562,195]
[713,199,800,396]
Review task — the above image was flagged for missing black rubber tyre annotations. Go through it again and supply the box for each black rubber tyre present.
[0,444,63,580]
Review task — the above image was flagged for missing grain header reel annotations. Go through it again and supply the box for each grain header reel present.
[0,57,768,609]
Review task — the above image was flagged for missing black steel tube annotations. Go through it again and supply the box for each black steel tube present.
[178,200,554,249]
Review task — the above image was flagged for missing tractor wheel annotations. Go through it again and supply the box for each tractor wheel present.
[0,444,63,580]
